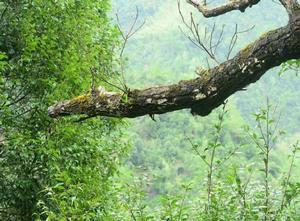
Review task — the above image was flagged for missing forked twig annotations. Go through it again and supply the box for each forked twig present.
[178,1,220,64]
[115,7,145,92]
[226,24,255,60]
[89,8,145,94]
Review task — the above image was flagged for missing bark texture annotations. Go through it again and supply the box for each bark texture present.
[48,4,300,119]
[186,0,260,17]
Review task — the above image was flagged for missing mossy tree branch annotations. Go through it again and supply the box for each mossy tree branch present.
[48,2,300,119]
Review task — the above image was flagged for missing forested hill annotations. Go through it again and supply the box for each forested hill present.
[113,0,300,205]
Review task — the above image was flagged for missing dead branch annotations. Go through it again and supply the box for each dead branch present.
[179,1,255,64]
[186,0,261,18]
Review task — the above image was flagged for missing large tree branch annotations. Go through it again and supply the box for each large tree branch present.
[279,0,300,19]
[186,0,261,17]
[48,14,300,119]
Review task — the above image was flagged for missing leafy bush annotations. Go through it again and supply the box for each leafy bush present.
[0,1,129,220]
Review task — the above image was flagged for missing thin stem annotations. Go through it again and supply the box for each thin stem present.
[207,143,216,211]
[178,187,189,221]
[274,142,299,219]
[263,100,271,221]
[264,148,270,221]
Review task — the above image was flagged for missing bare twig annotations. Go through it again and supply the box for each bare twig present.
[91,67,126,93]
[226,24,255,60]
[178,1,220,64]
[115,7,145,92]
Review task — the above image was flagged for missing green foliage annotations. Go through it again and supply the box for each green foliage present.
[0,0,129,220]
[0,52,6,71]
[280,59,300,76]
[118,104,300,221]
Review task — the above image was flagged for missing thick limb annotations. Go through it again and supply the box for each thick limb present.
[48,15,300,119]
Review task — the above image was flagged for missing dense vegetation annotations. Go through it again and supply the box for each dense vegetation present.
[0,0,299,220]
[0,1,129,220]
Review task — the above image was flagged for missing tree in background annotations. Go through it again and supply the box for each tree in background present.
[0,1,129,220]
